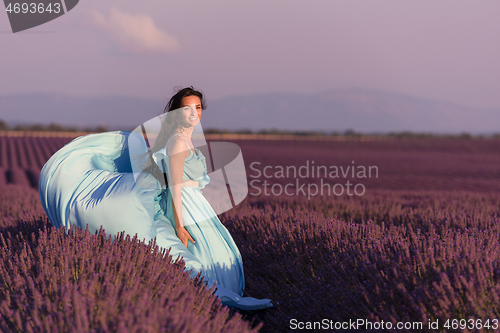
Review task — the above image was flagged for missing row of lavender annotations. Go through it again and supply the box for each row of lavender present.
[225,190,500,332]
[2,185,500,332]
[0,136,70,188]
[0,185,262,333]
[2,135,500,191]
[236,137,500,193]
[2,134,500,331]
[0,134,265,332]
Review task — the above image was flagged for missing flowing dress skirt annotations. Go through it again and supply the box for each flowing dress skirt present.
[38,131,273,311]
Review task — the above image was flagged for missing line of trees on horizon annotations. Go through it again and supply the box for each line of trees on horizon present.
[0,119,108,133]
[204,127,500,139]
[1,119,499,139]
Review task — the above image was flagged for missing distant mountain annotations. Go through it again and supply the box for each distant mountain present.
[0,93,165,130]
[205,88,500,134]
[1,88,499,134]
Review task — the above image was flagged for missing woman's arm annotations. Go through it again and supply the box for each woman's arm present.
[167,137,196,247]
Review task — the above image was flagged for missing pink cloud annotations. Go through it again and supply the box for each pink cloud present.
[90,7,180,54]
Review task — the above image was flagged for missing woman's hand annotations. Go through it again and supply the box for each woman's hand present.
[176,226,196,247]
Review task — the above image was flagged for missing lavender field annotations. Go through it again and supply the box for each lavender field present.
[1,133,500,332]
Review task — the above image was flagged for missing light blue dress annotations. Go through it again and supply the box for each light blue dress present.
[38,131,273,311]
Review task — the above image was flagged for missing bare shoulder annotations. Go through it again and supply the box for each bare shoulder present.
[166,136,189,158]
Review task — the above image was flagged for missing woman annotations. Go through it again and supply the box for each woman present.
[141,87,210,249]
[146,87,274,309]
[39,86,273,311]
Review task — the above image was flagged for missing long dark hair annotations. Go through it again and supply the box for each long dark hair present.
[140,86,207,187]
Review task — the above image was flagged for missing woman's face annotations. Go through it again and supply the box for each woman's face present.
[180,95,202,128]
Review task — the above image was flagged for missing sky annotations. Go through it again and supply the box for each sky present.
[1,0,500,110]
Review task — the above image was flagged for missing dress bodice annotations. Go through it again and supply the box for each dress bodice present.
[152,134,210,189]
